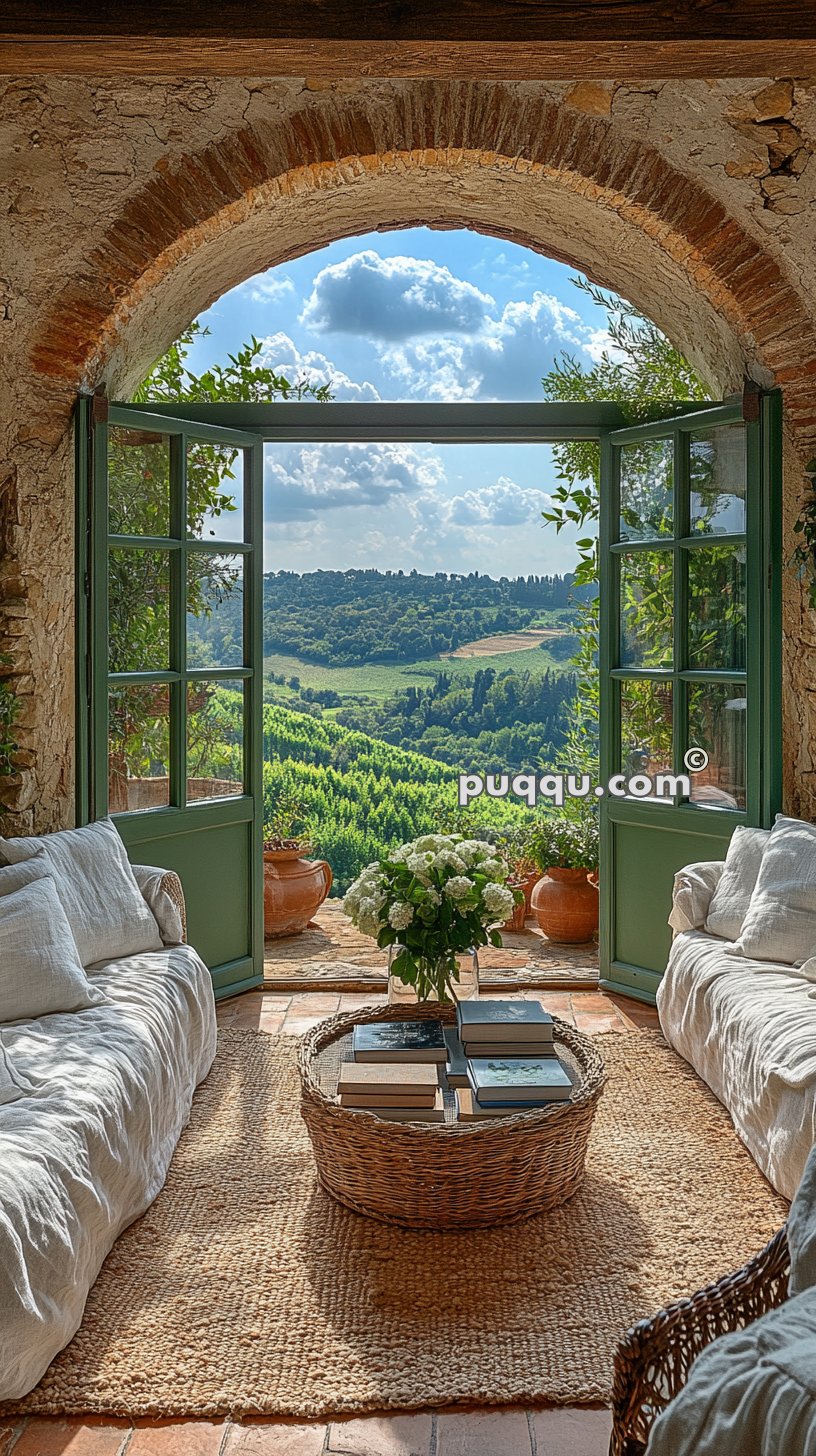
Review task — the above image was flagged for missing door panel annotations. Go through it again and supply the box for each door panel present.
[82,403,265,996]
[599,394,782,1001]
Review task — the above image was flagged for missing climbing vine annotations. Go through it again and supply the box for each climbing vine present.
[790,459,816,609]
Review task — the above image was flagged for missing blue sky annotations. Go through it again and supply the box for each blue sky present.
[190,229,614,576]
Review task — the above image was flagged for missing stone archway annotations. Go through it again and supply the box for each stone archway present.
[4,76,816,829]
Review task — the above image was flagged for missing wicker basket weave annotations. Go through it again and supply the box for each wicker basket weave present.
[299,1001,606,1230]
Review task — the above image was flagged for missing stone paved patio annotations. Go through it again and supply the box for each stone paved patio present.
[264,900,600,992]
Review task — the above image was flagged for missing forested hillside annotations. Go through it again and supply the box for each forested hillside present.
[261,701,524,891]
[261,568,585,665]
[335,666,575,772]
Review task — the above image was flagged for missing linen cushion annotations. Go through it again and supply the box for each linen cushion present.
[0,1043,35,1105]
[729,817,816,965]
[132,864,184,946]
[647,1287,816,1456]
[0,857,51,899]
[705,825,770,941]
[0,818,163,967]
[0,878,107,1023]
[669,860,725,935]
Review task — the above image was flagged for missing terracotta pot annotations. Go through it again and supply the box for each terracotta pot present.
[521,869,541,913]
[530,867,599,944]
[263,849,333,939]
[501,895,528,933]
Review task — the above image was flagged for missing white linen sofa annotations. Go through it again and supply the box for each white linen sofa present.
[0,864,216,1403]
[657,850,816,1201]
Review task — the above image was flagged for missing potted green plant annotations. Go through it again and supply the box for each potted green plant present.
[528,809,599,944]
[492,823,541,923]
[263,791,332,940]
[342,832,521,1003]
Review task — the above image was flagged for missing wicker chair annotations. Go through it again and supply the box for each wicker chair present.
[609,1223,791,1455]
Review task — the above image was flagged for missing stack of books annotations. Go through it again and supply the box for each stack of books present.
[455,999,556,1058]
[456,1058,574,1119]
[337,1062,445,1121]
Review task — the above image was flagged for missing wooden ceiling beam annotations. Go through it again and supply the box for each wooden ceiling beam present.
[1,37,816,78]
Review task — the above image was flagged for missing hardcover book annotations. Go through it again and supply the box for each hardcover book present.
[352,1020,447,1062]
[345,1089,446,1122]
[456,1000,554,1043]
[337,1062,440,1093]
[456,1088,530,1120]
[468,1056,573,1104]
[443,1028,470,1088]
[338,1091,438,1109]
[460,1042,556,1058]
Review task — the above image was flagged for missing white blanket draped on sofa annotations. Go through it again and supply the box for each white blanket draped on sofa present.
[0,944,216,1401]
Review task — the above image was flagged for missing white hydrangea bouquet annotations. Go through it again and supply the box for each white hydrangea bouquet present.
[343,833,520,1003]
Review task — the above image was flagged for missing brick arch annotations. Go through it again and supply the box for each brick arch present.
[30,81,816,444]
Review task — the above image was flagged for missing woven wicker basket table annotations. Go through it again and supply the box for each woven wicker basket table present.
[299,1001,607,1230]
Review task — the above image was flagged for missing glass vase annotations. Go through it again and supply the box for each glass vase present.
[387,946,480,1005]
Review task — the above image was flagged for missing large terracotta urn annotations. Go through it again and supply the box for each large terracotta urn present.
[263,849,333,939]
[530,867,599,944]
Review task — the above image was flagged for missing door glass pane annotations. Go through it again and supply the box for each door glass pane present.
[109,683,170,813]
[690,425,746,536]
[619,438,673,541]
[186,553,244,669]
[108,549,170,673]
[687,545,747,671]
[187,440,244,541]
[620,680,674,787]
[108,426,171,538]
[187,680,244,802]
[688,682,747,810]
[620,551,673,668]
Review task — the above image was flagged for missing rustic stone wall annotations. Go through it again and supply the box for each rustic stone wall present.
[3,74,816,828]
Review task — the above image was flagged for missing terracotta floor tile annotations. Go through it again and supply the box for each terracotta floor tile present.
[280,1015,327,1035]
[260,995,293,1010]
[327,1413,432,1454]
[572,993,619,1014]
[125,1423,226,1456]
[10,1419,129,1456]
[572,1012,628,1034]
[257,1013,286,1035]
[530,1407,612,1455]
[338,994,386,1011]
[435,1410,532,1456]
[224,1421,327,1455]
[288,994,341,1014]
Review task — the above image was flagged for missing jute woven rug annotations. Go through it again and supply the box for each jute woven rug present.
[7,1028,787,1420]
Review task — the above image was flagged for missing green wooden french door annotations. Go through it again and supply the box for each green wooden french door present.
[77,399,265,997]
[598,391,782,1001]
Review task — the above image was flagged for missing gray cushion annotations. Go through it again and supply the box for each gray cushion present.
[647,1287,816,1455]
[0,878,107,1023]
[0,819,163,967]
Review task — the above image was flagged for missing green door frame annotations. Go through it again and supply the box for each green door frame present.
[598,391,782,1002]
[76,395,266,997]
[76,391,780,1004]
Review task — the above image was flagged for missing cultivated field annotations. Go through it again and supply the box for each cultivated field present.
[443,627,564,658]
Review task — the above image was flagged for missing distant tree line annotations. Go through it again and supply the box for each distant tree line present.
[335,666,576,773]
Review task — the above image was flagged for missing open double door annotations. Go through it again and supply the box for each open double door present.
[77,392,781,1001]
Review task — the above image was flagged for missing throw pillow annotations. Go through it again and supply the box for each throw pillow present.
[0,878,107,1022]
[0,1042,36,1105]
[729,816,816,964]
[704,825,770,941]
[0,856,50,899]
[0,818,163,967]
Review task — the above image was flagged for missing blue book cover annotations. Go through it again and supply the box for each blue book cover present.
[456,999,554,1041]
[468,1056,573,1103]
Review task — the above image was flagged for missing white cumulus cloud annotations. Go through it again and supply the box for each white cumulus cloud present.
[245,272,296,304]
[300,250,495,340]
[265,441,445,523]
[259,331,380,402]
[385,292,613,401]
